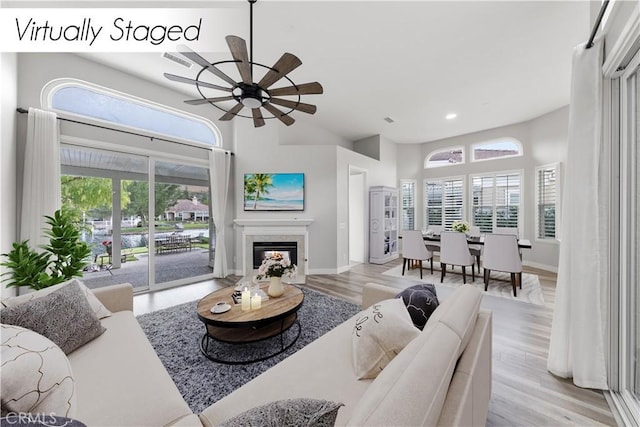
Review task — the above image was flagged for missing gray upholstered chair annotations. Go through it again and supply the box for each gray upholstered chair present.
[482,233,522,296]
[401,230,433,279]
[440,231,475,284]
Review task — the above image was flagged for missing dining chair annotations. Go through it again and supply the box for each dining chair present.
[468,225,482,270]
[424,225,443,253]
[439,231,475,284]
[482,233,522,296]
[401,230,433,279]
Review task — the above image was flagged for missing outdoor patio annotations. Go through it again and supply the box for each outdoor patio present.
[81,249,213,290]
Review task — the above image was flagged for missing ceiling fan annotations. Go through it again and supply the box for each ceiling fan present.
[164,0,323,128]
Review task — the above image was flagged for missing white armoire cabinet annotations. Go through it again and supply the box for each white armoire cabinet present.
[369,186,399,264]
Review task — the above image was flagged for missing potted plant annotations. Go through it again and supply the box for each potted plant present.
[0,209,92,290]
[451,220,471,234]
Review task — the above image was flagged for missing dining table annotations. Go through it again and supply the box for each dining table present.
[422,233,532,249]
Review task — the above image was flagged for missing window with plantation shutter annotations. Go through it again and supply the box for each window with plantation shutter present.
[424,177,464,230]
[536,165,559,240]
[470,171,521,233]
[401,180,416,230]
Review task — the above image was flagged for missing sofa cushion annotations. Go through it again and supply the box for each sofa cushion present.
[395,283,439,329]
[347,321,462,426]
[352,298,420,379]
[0,281,106,354]
[1,278,112,320]
[68,311,193,427]
[426,284,482,356]
[219,399,343,427]
[1,324,76,417]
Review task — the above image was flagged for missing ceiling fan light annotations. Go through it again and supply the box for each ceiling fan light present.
[241,96,262,109]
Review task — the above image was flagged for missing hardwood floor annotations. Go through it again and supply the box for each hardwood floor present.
[133,259,616,426]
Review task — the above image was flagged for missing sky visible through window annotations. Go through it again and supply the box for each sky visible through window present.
[52,86,218,146]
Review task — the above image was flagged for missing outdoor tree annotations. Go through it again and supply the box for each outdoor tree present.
[123,181,184,225]
[61,176,130,222]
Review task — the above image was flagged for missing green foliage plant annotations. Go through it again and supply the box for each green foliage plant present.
[0,209,92,290]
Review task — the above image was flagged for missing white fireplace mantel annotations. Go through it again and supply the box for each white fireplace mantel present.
[233,218,313,283]
[233,218,314,227]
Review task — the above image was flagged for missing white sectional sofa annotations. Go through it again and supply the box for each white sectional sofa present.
[23,281,492,426]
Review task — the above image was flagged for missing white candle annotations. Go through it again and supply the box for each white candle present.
[241,287,251,311]
[251,293,262,310]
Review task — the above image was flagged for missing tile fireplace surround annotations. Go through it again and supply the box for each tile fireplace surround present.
[233,219,313,284]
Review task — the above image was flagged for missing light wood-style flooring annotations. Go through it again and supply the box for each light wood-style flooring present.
[134,259,616,426]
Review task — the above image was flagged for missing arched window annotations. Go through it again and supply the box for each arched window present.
[424,147,464,168]
[471,138,522,162]
[42,78,221,147]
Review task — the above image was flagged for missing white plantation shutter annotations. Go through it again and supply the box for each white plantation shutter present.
[472,176,494,233]
[401,180,415,230]
[495,173,520,230]
[536,165,558,239]
[470,172,521,233]
[424,177,464,230]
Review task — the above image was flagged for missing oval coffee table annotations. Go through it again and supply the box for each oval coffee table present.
[196,283,304,364]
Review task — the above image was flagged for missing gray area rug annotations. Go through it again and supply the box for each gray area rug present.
[136,287,360,413]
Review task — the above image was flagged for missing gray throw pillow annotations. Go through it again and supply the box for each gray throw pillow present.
[0,281,105,354]
[219,398,343,427]
[396,283,439,330]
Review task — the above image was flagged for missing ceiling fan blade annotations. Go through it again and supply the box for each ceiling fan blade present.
[263,103,295,126]
[269,82,324,96]
[258,53,302,89]
[252,108,266,128]
[269,98,317,115]
[219,103,244,121]
[226,35,252,84]
[164,73,232,92]
[177,44,237,86]
[184,96,235,105]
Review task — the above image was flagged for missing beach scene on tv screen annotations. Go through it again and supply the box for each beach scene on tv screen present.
[244,173,304,211]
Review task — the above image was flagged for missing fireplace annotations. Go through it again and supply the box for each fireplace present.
[253,241,298,269]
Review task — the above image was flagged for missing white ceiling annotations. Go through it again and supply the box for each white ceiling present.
[77,1,591,144]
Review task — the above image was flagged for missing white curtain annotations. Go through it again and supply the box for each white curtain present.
[20,108,61,247]
[547,39,608,389]
[209,149,231,277]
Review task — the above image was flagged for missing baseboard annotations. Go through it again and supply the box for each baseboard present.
[522,260,558,273]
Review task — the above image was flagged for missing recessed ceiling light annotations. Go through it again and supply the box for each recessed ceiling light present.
[445,113,457,120]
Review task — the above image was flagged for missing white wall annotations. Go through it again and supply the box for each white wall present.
[396,106,569,271]
[1,53,18,298]
[232,119,340,274]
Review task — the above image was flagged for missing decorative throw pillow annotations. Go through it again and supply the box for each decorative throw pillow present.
[396,284,440,330]
[0,281,106,354]
[351,298,420,379]
[219,399,343,427]
[1,278,112,319]
[1,324,76,418]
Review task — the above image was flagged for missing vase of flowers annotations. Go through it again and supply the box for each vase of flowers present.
[256,252,297,297]
[451,220,470,234]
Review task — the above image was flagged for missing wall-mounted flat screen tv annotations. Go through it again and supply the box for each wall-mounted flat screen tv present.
[243,173,305,211]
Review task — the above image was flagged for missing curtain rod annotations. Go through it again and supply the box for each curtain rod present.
[586,0,609,49]
[16,107,233,155]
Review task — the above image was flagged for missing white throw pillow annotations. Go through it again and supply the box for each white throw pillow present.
[1,278,112,319]
[352,298,420,379]
[1,324,76,417]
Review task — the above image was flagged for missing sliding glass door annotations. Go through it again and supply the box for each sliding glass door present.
[61,145,214,291]
[153,160,213,287]
[61,145,150,291]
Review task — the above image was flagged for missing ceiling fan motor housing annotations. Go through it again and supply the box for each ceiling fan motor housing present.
[235,83,264,108]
